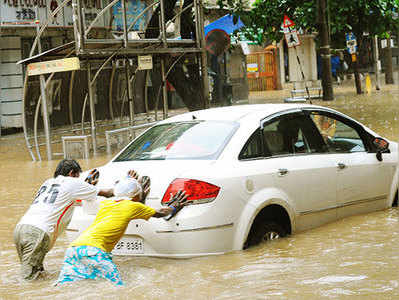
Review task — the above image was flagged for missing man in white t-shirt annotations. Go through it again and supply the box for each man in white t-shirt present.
[13,159,114,281]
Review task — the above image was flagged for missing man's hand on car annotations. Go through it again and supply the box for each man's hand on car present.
[164,190,189,220]
[127,170,139,180]
[138,176,151,203]
[126,170,151,202]
[85,169,99,185]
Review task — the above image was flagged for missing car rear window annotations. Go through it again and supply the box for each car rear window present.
[114,121,238,161]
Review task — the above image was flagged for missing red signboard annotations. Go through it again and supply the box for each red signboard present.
[283,15,295,28]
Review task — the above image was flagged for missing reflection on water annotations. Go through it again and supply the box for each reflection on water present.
[1,86,399,299]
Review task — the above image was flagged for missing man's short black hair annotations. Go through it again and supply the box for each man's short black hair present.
[54,159,82,177]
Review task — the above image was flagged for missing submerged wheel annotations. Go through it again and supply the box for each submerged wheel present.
[262,227,281,241]
[244,221,286,249]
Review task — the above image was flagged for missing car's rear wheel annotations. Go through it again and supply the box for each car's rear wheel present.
[244,220,286,249]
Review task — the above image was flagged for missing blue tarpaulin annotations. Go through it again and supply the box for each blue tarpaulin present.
[204,14,244,37]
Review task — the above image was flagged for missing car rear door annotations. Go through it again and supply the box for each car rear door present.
[259,111,338,232]
[307,110,391,219]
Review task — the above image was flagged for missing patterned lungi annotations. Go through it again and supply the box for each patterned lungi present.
[55,246,123,286]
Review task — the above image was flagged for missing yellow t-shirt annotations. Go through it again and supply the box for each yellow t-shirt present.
[71,199,156,253]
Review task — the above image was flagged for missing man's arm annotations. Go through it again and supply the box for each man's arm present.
[98,189,114,198]
[152,207,175,218]
[152,190,188,219]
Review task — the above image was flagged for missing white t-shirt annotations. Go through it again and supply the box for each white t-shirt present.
[18,175,98,248]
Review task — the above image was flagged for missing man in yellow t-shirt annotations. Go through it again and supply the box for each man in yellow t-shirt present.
[55,170,187,286]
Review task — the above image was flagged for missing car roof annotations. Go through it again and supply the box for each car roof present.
[161,103,325,125]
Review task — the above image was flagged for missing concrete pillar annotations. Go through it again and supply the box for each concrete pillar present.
[288,34,317,82]
[0,36,24,130]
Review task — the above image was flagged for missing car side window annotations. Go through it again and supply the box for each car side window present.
[239,129,263,159]
[262,114,326,156]
[262,122,292,156]
[310,113,366,153]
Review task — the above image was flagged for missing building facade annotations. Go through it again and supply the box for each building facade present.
[0,0,123,130]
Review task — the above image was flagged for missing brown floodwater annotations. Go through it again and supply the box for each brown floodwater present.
[1,83,399,299]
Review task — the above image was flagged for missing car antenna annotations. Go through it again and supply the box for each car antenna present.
[192,115,197,120]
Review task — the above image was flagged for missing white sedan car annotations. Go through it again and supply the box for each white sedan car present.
[66,104,398,258]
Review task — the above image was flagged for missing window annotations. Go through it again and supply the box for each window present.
[239,113,328,160]
[262,114,325,156]
[310,113,365,153]
[239,129,262,159]
[114,121,238,161]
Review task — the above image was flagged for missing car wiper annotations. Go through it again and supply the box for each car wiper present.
[114,157,133,162]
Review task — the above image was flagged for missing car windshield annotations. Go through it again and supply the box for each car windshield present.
[114,121,238,161]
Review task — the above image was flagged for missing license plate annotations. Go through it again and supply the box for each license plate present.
[112,237,144,255]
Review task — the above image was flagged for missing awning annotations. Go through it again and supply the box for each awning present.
[17,38,200,66]
[17,41,76,65]
[204,14,244,37]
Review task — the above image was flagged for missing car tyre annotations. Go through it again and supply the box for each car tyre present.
[244,220,286,249]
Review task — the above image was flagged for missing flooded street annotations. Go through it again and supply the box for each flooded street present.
[1,84,399,299]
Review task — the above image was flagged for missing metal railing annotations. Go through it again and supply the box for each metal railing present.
[62,135,90,159]
[105,122,157,154]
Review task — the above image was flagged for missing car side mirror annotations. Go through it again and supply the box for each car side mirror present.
[373,137,389,162]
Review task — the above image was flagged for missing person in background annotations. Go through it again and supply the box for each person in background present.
[55,170,187,286]
[331,55,341,81]
[13,159,114,281]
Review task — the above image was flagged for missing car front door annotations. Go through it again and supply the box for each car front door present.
[259,111,338,232]
[308,110,391,219]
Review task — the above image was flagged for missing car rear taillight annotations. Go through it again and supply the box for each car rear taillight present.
[161,178,220,205]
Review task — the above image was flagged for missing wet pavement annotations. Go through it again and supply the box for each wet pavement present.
[1,80,399,299]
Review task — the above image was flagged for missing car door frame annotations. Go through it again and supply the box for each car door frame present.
[255,108,339,232]
[301,107,392,219]
[300,107,376,152]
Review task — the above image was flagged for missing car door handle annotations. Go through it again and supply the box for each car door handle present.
[278,168,289,176]
[337,162,346,170]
